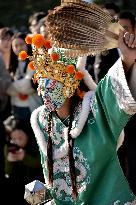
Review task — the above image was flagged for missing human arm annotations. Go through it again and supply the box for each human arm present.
[119,30,136,74]
[92,30,136,144]
[0,56,12,94]
[119,30,136,100]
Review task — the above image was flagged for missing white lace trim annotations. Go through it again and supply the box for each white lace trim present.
[70,91,94,138]
[113,199,136,205]
[124,199,136,204]
[30,106,69,159]
[43,147,91,202]
[45,200,56,205]
[31,95,92,158]
[108,58,136,115]
[76,56,97,91]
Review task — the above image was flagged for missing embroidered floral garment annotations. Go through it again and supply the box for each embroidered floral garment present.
[31,58,136,205]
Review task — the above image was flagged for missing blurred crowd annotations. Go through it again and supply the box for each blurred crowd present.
[0,2,136,205]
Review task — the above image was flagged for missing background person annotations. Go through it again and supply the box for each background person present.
[4,116,44,205]
[0,55,12,200]
[7,32,43,121]
[28,11,47,35]
[117,10,136,195]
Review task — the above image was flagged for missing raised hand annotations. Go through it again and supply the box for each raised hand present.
[118,28,136,72]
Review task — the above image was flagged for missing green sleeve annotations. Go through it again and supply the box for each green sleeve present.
[94,58,136,141]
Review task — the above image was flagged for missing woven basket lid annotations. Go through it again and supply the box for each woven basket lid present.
[46,0,123,57]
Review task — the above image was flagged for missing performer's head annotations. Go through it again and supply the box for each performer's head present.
[19,33,95,112]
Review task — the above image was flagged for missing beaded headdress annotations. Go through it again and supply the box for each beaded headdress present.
[45,0,123,57]
[19,34,85,98]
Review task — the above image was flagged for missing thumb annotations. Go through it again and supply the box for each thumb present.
[118,29,125,45]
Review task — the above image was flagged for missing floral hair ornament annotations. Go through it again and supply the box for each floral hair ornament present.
[19,34,84,98]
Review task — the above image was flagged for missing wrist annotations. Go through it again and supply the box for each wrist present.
[121,55,135,73]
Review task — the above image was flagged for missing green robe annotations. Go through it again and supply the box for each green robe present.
[31,58,136,205]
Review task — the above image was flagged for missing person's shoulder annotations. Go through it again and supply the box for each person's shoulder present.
[0,54,5,67]
[30,105,49,125]
[31,105,45,118]
[30,105,45,130]
[30,105,49,146]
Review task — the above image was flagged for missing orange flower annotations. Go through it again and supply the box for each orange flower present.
[76,88,85,99]
[18,51,28,60]
[75,71,84,80]
[28,61,35,70]
[66,64,75,74]
[32,34,45,48]
[25,35,32,44]
[44,40,52,49]
[50,52,59,61]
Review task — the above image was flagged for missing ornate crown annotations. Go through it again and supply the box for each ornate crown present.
[19,34,84,98]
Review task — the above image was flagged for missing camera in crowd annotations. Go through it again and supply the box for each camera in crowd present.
[3,115,23,153]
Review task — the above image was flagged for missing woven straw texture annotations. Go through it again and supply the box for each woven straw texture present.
[46,0,122,57]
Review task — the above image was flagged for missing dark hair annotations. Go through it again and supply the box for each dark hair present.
[0,27,18,75]
[67,94,80,198]
[68,81,89,198]
[38,16,47,33]
[104,3,120,14]
[119,10,136,30]
[78,79,90,92]
[46,97,80,197]
[28,12,47,26]
[4,115,38,153]
[12,32,32,56]
[10,32,32,75]
[46,79,89,198]
[9,48,18,76]
[0,27,14,39]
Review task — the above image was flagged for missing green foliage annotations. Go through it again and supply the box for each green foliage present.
[0,0,60,32]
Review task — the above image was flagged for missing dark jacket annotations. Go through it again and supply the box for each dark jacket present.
[0,56,11,113]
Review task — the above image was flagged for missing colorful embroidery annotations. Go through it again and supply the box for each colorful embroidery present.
[38,78,67,112]
[90,95,98,118]
[38,104,91,202]
[46,147,91,202]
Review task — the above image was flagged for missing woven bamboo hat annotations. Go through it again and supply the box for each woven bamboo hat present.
[46,0,123,57]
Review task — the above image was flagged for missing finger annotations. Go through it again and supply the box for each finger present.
[123,32,130,44]
[128,34,135,47]
[132,35,136,48]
